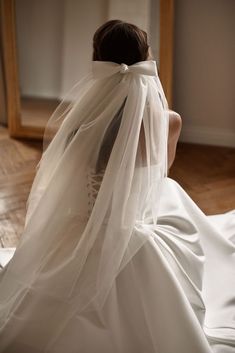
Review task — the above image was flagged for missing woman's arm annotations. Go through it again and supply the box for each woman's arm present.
[167,110,182,170]
[138,110,181,169]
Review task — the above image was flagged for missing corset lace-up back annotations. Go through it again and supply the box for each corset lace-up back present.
[86,169,105,215]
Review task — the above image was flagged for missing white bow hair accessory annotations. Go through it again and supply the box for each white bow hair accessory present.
[92,60,158,79]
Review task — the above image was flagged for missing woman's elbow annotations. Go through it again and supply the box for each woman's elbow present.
[167,111,182,169]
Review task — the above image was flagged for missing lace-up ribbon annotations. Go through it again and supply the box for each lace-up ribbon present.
[92,60,157,79]
[87,169,105,214]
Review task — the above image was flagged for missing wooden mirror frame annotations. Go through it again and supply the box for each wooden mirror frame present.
[1,0,44,138]
[1,0,174,139]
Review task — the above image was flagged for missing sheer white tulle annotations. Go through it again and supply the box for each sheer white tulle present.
[0,61,234,353]
[0,61,168,347]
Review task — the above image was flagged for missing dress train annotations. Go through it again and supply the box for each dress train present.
[0,178,234,352]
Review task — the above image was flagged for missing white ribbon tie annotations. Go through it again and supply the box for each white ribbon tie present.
[92,60,157,79]
[120,63,129,74]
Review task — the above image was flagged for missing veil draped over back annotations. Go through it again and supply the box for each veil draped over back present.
[0,61,169,346]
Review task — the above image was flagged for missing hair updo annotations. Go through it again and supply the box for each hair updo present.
[93,20,149,172]
[93,20,149,65]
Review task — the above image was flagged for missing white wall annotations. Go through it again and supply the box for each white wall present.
[15,0,107,99]
[108,0,150,33]
[61,0,107,95]
[149,0,160,62]
[15,0,64,98]
[173,0,235,147]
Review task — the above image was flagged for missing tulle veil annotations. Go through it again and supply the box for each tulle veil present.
[0,60,169,347]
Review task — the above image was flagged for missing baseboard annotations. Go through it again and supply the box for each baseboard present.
[179,125,235,148]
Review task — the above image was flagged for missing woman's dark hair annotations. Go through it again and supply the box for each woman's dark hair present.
[93,20,149,65]
[93,21,149,172]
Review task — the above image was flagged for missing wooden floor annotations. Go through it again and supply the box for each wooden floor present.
[170,143,235,214]
[0,127,41,248]
[0,126,235,248]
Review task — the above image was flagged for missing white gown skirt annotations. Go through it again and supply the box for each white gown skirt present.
[0,178,234,353]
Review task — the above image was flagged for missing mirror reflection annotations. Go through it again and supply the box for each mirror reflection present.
[15,0,160,130]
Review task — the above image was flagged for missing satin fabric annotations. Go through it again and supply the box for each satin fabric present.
[0,177,234,353]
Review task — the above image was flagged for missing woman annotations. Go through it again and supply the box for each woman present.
[0,20,234,353]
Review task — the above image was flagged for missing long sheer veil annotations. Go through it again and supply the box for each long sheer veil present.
[0,60,169,344]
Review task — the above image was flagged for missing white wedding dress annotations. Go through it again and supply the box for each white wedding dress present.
[0,61,234,352]
[0,176,234,353]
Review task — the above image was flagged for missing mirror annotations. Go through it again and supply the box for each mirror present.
[1,0,174,139]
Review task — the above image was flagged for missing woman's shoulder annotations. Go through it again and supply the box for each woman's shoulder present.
[168,110,182,133]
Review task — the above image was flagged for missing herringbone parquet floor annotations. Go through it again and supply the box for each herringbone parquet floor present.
[0,126,234,248]
[170,143,235,214]
[0,127,41,247]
